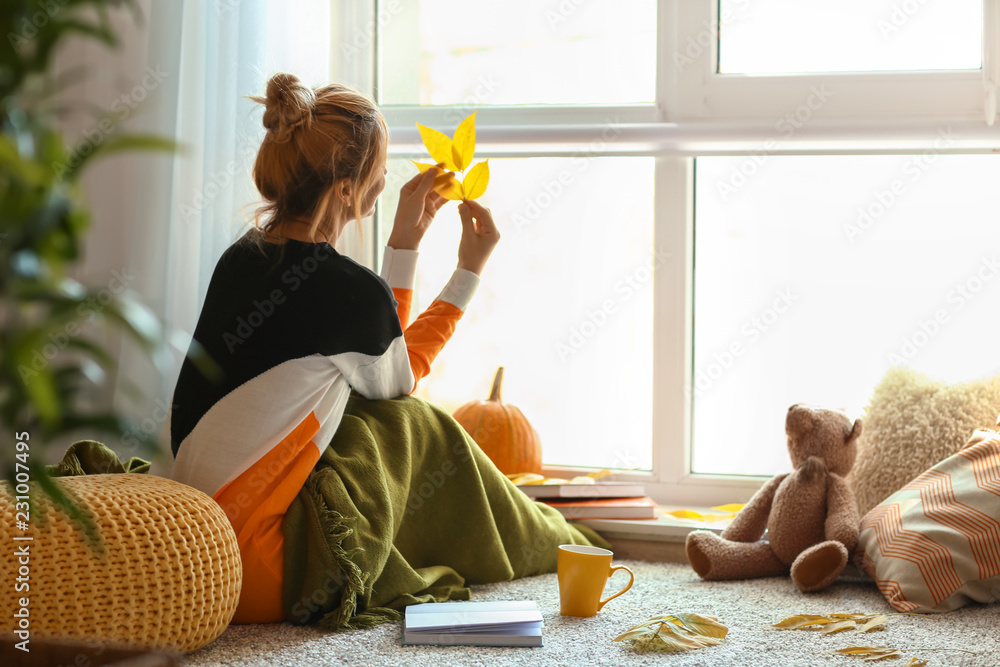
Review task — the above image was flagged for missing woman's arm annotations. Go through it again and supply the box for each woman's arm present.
[381,192,501,392]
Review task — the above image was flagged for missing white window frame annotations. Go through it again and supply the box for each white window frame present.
[340,0,1000,506]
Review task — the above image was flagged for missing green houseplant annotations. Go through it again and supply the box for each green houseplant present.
[1,0,176,519]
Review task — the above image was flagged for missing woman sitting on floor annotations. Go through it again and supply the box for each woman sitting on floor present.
[166,73,605,627]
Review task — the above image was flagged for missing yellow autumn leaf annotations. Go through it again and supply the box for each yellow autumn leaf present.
[451,111,477,171]
[857,615,888,633]
[411,161,437,173]
[666,510,706,520]
[773,614,840,630]
[462,160,490,200]
[614,613,728,653]
[433,171,464,200]
[821,620,857,635]
[506,472,544,485]
[832,646,902,661]
[711,503,746,513]
[834,646,894,655]
[904,659,928,667]
[587,469,614,480]
[671,613,729,639]
[416,124,458,170]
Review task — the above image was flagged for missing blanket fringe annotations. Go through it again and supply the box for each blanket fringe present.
[301,474,373,631]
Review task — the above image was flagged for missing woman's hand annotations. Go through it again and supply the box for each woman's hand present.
[457,199,500,276]
[388,166,451,251]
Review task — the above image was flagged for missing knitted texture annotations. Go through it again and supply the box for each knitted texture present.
[0,474,241,653]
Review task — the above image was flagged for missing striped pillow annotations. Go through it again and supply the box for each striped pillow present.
[854,426,1000,613]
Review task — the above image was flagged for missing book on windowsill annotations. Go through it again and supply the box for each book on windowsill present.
[402,600,544,647]
[516,481,647,500]
[542,496,658,520]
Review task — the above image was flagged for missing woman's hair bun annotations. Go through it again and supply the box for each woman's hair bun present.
[252,72,316,144]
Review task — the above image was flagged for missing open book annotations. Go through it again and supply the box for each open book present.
[402,600,544,647]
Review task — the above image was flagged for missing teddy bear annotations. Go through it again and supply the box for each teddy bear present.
[686,404,863,592]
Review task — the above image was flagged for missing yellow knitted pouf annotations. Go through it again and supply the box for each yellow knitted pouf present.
[0,474,242,654]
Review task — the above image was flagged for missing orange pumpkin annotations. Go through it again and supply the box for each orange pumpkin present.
[453,367,542,474]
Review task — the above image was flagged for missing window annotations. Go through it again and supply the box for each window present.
[380,156,656,470]
[353,0,1000,504]
[379,0,657,106]
[373,0,659,473]
[718,0,983,74]
[693,154,1000,478]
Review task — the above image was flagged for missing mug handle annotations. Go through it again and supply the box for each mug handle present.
[597,565,634,611]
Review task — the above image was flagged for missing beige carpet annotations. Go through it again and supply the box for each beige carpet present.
[182,560,999,666]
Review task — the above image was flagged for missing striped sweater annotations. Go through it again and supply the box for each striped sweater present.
[166,235,477,622]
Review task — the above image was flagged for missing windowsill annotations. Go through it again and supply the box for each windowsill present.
[575,505,731,544]
[570,505,735,564]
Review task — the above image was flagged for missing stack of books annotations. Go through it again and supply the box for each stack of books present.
[402,600,544,647]
[518,481,658,520]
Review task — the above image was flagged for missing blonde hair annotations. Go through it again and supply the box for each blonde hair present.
[247,73,387,244]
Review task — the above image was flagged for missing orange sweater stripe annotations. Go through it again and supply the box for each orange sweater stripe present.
[214,412,322,624]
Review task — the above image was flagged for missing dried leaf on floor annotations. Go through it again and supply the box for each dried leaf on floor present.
[614,613,728,652]
[832,646,903,661]
[774,612,893,633]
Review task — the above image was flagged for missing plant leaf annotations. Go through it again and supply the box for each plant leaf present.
[462,160,489,200]
[450,111,477,171]
[433,171,464,200]
[613,626,656,642]
[858,615,888,633]
[614,614,728,653]
[773,614,840,630]
[711,503,746,513]
[671,613,729,639]
[411,161,438,173]
[822,620,858,635]
[904,659,928,667]
[416,123,458,170]
[833,646,903,661]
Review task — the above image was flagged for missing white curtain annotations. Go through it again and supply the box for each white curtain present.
[60,0,376,469]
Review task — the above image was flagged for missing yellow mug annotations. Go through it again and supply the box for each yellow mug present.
[557,544,634,617]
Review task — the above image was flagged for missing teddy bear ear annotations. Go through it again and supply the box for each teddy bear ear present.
[847,418,863,443]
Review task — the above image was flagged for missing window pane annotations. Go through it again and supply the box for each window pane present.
[378,0,656,106]
[693,154,1000,477]
[379,156,655,470]
[719,0,983,74]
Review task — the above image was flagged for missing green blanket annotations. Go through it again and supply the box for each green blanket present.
[281,393,609,629]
